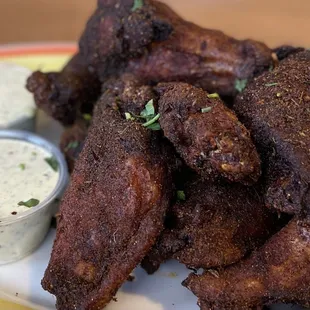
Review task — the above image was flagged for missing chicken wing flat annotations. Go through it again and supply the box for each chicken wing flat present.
[234,51,310,217]
[42,93,172,309]
[27,0,273,125]
[157,82,261,185]
[184,218,310,310]
[27,54,101,125]
[142,178,276,274]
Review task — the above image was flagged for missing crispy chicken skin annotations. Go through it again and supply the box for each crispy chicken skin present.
[27,0,272,126]
[126,1,272,97]
[42,94,172,309]
[142,178,276,274]
[183,219,310,310]
[157,82,261,185]
[234,51,310,217]
[101,73,156,115]
[26,54,101,125]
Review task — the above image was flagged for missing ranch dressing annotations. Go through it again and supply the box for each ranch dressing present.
[0,139,59,218]
[0,62,36,130]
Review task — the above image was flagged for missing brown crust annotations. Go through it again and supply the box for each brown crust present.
[59,118,89,172]
[142,178,277,273]
[157,82,261,185]
[27,0,272,126]
[234,51,310,215]
[26,54,101,125]
[183,219,310,309]
[42,93,172,309]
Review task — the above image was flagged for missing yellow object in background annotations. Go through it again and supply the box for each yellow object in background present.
[0,299,33,310]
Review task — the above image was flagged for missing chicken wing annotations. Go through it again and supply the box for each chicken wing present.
[27,0,273,125]
[26,54,101,125]
[157,82,261,185]
[234,51,310,217]
[183,218,310,310]
[142,178,277,274]
[42,91,172,309]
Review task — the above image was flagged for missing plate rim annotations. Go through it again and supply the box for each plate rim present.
[0,42,77,57]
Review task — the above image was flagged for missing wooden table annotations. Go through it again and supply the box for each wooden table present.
[0,0,309,47]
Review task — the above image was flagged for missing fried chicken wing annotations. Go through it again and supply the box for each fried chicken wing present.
[157,82,261,185]
[27,0,273,125]
[142,178,277,274]
[234,51,310,216]
[26,54,101,125]
[126,1,272,97]
[42,92,172,309]
[183,218,310,310]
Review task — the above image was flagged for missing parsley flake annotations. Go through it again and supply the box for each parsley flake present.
[132,0,143,11]
[125,99,161,130]
[265,82,278,87]
[145,122,161,131]
[65,141,79,152]
[140,99,161,130]
[235,79,248,93]
[125,112,135,121]
[177,190,186,201]
[83,114,92,122]
[142,113,160,128]
[19,163,26,170]
[207,93,220,99]
[201,107,212,113]
[141,99,155,118]
[18,198,40,208]
[45,156,59,172]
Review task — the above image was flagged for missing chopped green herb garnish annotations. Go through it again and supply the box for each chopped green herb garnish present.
[140,99,155,118]
[207,93,220,99]
[131,0,143,11]
[235,79,248,93]
[146,122,161,131]
[32,152,37,156]
[45,156,59,172]
[65,141,79,152]
[125,112,135,121]
[265,82,278,87]
[201,107,212,113]
[177,190,186,201]
[142,114,160,128]
[140,99,161,130]
[19,163,26,170]
[83,114,92,122]
[269,65,274,72]
[18,198,40,208]
[125,99,161,130]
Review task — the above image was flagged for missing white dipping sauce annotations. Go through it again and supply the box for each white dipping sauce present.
[0,62,36,129]
[0,139,59,218]
[0,139,60,264]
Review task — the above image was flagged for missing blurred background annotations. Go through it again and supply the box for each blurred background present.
[0,0,309,47]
